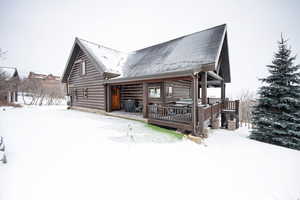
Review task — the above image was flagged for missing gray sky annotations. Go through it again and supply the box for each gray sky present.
[1,0,300,97]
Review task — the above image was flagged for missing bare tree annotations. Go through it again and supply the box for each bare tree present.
[237,89,256,128]
[19,78,65,105]
[0,69,9,101]
[0,48,7,60]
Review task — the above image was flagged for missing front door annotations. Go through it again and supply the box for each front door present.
[111,87,121,110]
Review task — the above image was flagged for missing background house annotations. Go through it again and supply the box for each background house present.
[0,67,20,103]
[19,72,65,105]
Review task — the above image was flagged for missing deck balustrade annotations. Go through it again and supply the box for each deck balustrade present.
[148,100,239,125]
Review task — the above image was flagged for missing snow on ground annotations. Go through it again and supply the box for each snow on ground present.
[0,106,300,200]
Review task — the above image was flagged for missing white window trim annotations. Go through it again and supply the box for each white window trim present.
[81,61,86,75]
[167,86,173,97]
[149,87,161,98]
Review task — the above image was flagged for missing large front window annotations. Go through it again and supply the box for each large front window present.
[149,87,160,98]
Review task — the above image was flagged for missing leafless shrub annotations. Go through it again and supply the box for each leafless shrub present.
[237,89,256,128]
[19,78,65,105]
[0,69,9,99]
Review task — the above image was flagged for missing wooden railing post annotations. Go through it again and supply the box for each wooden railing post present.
[235,100,240,128]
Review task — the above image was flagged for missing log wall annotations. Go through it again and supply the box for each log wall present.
[68,49,106,110]
[165,80,191,102]
[120,84,143,109]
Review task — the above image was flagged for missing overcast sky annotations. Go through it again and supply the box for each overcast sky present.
[1,0,300,97]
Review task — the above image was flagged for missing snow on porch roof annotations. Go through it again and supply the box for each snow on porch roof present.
[62,24,228,82]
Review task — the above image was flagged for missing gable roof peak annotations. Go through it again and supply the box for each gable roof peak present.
[76,37,123,54]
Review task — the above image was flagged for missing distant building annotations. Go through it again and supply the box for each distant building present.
[28,72,61,88]
[0,67,20,103]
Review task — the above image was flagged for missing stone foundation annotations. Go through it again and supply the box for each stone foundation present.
[228,119,237,130]
[211,118,220,129]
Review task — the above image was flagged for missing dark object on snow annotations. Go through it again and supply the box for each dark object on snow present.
[1,154,7,164]
[250,35,300,150]
[0,144,5,152]
[0,136,5,152]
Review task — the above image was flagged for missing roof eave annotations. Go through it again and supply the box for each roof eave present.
[61,39,77,83]
[105,70,194,84]
[105,62,215,84]
[214,24,227,70]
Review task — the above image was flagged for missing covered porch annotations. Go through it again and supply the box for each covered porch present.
[106,71,239,136]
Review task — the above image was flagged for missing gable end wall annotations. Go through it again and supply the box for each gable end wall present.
[68,49,106,110]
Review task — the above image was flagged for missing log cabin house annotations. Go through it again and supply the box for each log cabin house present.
[0,67,20,103]
[61,24,239,136]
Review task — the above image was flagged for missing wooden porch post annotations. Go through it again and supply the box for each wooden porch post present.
[106,84,112,112]
[161,81,166,105]
[192,74,199,136]
[221,80,226,127]
[143,82,148,118]
[221,80,226,100]
[104,84,107,111]
[200,72,207,105]
[235,100,240,128]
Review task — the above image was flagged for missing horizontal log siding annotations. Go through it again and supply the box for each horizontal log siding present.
[120,84,143,109]
[68,49,106,110]
[165,80,191,102]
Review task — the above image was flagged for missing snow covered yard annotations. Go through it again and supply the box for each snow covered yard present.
[0,106,300,200]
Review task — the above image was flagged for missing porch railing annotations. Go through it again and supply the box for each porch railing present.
[201,103,222,121]
[222,100,238,111]
[148,105,192,124]
[147,100,239,126]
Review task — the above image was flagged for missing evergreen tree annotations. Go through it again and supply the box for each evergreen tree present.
[250,35,300,150]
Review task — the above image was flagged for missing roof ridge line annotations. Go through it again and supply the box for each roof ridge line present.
[76,37,124,54]
[130,23,227,53]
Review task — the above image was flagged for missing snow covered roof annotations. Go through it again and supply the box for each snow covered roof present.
[62,24,229,83]
[120,24,226,79]
[0,67,19,81]
[77,39,128,75]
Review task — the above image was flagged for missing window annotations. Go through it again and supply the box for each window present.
[149,87,161,98]
[74,89,78,100]
[83,88,88,98]
[166,86,173,97]
[81,61,86,75]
